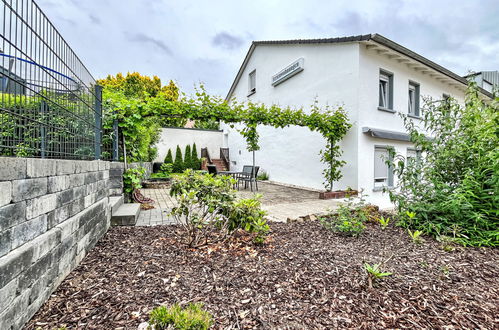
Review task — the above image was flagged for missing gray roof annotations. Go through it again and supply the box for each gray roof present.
[226,33,493,100]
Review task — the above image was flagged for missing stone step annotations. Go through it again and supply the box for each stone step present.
[109,195,124,215]
[111,203,141,226]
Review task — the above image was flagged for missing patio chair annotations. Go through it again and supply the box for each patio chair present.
[239,165,260,191]
[207,164,218,176]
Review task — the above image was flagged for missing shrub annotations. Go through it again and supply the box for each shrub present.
[320,195,368,237]
[388,84,499,246]
[149,303,213,330]
[164,149,173,164]
[169,170,269,247]
[123,167,146,195]
[256,171,269,181]
[184,144,192,170]
[191,143,200,170]
[173,145,183,173]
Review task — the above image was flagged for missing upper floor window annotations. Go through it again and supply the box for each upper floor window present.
[406,148,422,164]
[248,70,256,96]
[379,70,393,110]
[408,81,420,117]
[374,146,394,189]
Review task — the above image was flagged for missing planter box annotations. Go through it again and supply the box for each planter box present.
[142,178,171,189]
[319,190,358,200]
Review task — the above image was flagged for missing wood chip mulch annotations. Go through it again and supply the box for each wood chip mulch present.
[26,222,499,329]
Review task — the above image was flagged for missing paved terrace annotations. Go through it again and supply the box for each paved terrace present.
[136,181,343,226]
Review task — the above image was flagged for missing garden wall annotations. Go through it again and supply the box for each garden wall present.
[0,157,124,329]
[154,127,224,163]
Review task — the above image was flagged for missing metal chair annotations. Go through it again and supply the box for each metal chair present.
[207,164,218,176]
[240,165,259,191]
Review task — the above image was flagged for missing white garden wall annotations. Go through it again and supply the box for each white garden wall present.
[154,127,224,162]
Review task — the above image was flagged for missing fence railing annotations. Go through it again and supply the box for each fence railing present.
[0,0,110,160]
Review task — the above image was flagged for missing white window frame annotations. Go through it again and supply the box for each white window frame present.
[374,146,394,189]
[408,81,420,117]
[378,70,393,111]
[406,148,422,163]
[248,69,256,96]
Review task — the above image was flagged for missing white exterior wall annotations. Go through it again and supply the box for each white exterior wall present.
[223,43,361,190]
[154,127,224,162]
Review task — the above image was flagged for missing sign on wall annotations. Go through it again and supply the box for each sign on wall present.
[271,58,304,86]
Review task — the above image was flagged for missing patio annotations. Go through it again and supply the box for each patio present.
[136,181,343,226]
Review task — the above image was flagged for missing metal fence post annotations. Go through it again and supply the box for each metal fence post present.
[40,101,47,158]
[94,85,103,160]
[112,116,119,161]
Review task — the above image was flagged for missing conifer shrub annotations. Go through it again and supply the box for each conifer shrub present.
[172,145,183,173]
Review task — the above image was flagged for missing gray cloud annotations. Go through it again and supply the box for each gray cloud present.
[212,32,244,50]
[126,33,173,55]
[88,14,101,25]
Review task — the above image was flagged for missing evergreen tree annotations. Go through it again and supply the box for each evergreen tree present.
[191,143,200,170]
[172,145,183,173]
[184,145,192,170]
[164,149,173,164]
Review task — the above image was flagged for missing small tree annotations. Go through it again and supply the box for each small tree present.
[184,144,192,170]
[164,149,173,164]
[172,145,183,173]
[191,143,200,170]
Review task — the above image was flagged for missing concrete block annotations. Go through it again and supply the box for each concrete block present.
[111,203,140,226]
[48,175,69,193]
[97,160,107,171]
[0,201,26,232]
[84,193,96,208]
[55,215,80,239]
[11,214,47,250]
[0,157,27,181]
[109,188,123,196]
[12,178,48,202]
[110,161,124,169]
[75,160,91,174]
[56,188,74,207]
[18,252,52,292]
[0,244,35,288]
[102,170,110,180]
[56,160,75,175]
[32,228,61,261]
[69,173,86,188]
[26,158,57,178]
[70,198,84,217]
[0,277,18,312]
[0,289,29,330]
[0,228,12,257]
[0,181,12,207]
[26,193,57,219]
[49,204,71,228]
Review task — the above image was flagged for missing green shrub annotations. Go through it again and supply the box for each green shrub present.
[169,170,269,247]
[389,84,499,246]
[320,195,368,237]
[123,167,146,195]
[164,149,173,164]
[184,145,192,170]
[149,303,213,330]
[191,143,200,170]
[173,145,183,173]
[256,171,269,181]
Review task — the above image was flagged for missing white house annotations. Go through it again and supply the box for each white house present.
[222,34,492,207]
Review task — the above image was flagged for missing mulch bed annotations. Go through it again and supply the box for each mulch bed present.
[26,221,498,329]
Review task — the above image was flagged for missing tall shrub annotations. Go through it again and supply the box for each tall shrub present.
[191,143,200,170]
[164,149,173,164]
[172,145,183,173]
[389,84,499,247]
[184,145,192,170]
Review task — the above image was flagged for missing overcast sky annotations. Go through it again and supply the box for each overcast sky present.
[38,0,499,97]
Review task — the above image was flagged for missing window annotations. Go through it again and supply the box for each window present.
[374,146,393,188]
[379,70,393,110]
[408,81,420,116]
[406,148,422,164]
[248,70,256,95]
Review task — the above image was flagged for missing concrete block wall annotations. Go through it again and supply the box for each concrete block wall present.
[0,157,120,330]
[128,162,153,179]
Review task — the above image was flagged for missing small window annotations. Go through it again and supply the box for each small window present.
[374,146,393,188]
[408,81,420,116]
[248,70,256,95]
[379,70,393,110]
[406,148,422,164]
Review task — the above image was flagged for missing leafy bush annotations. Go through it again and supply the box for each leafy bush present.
[389,84,499,246]
[164,149,173,164]
[169,170,268,247]
[123,167,146,195]
[149,303,213,330]
[320,195,369,237]
[184,145,192,171]
[151,163,173,179]
[173,145,184,173]
[191,143,200,170]
[256,171,269,181]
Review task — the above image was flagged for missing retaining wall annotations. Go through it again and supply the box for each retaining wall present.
[0,157,123,329]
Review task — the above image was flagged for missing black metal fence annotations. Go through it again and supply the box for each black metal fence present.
[0,0,108,160]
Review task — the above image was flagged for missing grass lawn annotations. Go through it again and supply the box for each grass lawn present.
[26,221,498,329]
